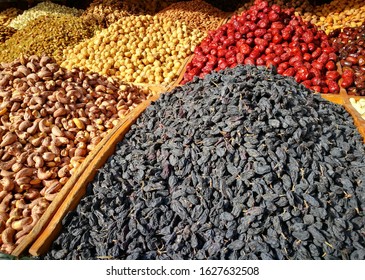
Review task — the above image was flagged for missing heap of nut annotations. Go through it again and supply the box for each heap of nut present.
[62,15,204,85]
[0,55,151,254]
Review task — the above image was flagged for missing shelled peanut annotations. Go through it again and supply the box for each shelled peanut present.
[350,98,365,119]
[9,1,83,30]
[0,15,98,63]
[0,8,22,27]
[156,0,228,33]
[62,15,205,85]
[0,26,16,43]
[0,55,150,254]
[81,0,155,28]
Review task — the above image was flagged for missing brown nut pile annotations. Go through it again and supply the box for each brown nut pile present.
[0,55,150,254]
[0,14,98,63]
[156,0,228,33]
[62,15,205,85]
[0,26,16,44]
[81,0,155,28]
[0,8,22,27]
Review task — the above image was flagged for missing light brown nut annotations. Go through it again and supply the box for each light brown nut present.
[0,132,17,147]
[1,227,16,244]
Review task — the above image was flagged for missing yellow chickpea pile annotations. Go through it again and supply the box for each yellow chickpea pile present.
[62,15,205,86]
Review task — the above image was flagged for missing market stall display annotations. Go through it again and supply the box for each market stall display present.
[43,65,365,260]
[0,0,364,260]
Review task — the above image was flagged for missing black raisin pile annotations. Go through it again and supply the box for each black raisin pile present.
[43,65,365,260]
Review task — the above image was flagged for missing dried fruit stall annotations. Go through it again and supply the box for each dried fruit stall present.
[0,0,365,260]
[41,65,365,260]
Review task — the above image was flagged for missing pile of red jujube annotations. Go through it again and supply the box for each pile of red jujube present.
[181,0,341,94]
[330,23,365,96]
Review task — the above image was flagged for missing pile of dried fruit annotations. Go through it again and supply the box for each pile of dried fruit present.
[9,1,83,30]
[0,8,22,27]
[43,65,365,260]
[0,55,150,254]
[0,26,16,43]
[0,15,98,63]
[182,0,341,94]
[81,0,155,28]
[62,15,204,85]
[329,23,365,95]
[156,0,227,33]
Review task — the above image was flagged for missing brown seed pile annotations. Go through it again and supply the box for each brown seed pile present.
[156,0,228,33]
[0,14,98,63]
[81,0,156,28]
[0,26,16,44]
[0,8,22,27]
[0,55,150,254]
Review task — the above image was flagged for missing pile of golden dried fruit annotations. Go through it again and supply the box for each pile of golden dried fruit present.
[8,1,82,30]
[0,15,98,63]
[62,15,205,85]
[0,55,151,254]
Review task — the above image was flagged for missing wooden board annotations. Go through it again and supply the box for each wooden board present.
[27,93,162,256]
